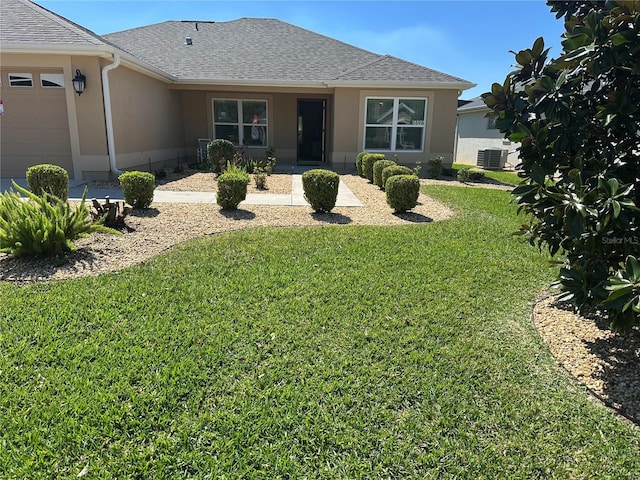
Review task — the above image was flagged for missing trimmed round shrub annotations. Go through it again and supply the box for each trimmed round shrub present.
[216,169,250,209]
[302,169,340,213]
[457,166,485,183]
[381,165,413,188]
[386,174,420,213]
[373,159,397,189]
[119,171,155,209]
[26,164,69,201]
[362,153,386,182]
[208,139,236,172]
[356,151,369,177]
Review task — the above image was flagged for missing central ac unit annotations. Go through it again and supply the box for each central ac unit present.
[476,149,507,170]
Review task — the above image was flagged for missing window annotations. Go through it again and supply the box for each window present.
[40,73,65,88]
[8,73,33,87]
[487,115,498,129]
[213,99,268,147]
[364,97,426,151]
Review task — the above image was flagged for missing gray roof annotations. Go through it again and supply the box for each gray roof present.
[104,19,473,86]
[457,96,489,112]
[1,1,474,89]
[0,0,107,48]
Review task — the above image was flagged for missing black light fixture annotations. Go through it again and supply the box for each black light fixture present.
[72,69,86,96]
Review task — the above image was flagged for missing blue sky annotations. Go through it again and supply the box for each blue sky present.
[38,0,567,99]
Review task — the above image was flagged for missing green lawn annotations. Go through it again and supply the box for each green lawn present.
[1,186,639,478]
[452,163,522,186]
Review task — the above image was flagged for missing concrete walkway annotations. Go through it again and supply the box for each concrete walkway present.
[0,175,363,207]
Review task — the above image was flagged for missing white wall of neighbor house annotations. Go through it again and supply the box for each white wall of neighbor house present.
[455,110,518,166]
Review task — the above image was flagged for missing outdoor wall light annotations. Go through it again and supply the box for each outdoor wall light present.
[72,69,86,96]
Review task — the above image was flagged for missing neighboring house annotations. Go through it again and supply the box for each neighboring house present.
[454,96,518,169]
[0,0,475,180]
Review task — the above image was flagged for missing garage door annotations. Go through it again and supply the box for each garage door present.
[0,69,73,179]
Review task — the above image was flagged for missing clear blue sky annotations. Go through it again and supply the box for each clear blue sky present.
[38,0,566,99]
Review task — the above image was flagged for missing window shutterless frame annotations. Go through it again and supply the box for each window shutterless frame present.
[8,73,34,87]
[363,97,427,152]
[212,99,268,147]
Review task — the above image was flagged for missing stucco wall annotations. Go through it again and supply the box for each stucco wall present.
[108,65,185,171]
[330,87,459,173]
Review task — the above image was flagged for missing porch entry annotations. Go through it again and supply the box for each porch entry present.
[297,99,326,164]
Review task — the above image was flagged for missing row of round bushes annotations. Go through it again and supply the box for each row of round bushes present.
[356,152,420,212]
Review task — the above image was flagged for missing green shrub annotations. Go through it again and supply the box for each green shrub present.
[217,167,250,209]
[254,172,267,190]
[26,164,69,201]
[373,160,397,189]
[457,166,485,183]
[356,151,369,177]
[362,153,386,182]
[385,175,420,213]
[0,182,120,256]
[381,165,413,188]
[427,156,444,179]
[118,171,155,209]
[208,139,236,173]
[302,169,340,213]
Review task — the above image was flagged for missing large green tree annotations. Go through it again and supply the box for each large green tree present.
[483,0,640,330]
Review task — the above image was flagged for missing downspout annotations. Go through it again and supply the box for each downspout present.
[102,52,122,175]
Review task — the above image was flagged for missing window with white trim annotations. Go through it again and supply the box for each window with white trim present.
[8,73,33,87]
[213,99,268,147]
[40,73,65,88]
[364,97,427,151]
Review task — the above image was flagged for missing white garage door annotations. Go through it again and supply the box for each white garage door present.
[0,69,73,179]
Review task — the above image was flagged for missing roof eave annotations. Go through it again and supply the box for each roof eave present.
[324,80,477,90]
[0,43,113,56]
[458,105,491,114]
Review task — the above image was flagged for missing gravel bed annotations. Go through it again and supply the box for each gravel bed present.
[3,172,637,425]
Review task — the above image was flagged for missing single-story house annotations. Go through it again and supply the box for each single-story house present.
[0,0,475,180]
[454,96,518,169]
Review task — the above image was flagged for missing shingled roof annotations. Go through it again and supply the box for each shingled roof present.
[103,19,473,88]
[2,0,474,89]
[0,0,108,50]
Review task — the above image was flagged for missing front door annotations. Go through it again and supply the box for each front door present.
[297,99,325,163]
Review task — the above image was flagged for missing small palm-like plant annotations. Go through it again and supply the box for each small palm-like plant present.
[0,182,121,256]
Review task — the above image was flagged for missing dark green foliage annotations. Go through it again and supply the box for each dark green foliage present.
[457,166,485,183]
[0,182,120,256]
[482,1,640,330]
[302,169,340,213]
[385,174,420,212]
[208,139,236,173]
[356,151,369,177]
[427,156,444,179]
[373,159,397,189]
[118,171,155,209]
[26,164,69,201]
[381,165,413,188]
[217,167,250,209]
[362,153,386,182]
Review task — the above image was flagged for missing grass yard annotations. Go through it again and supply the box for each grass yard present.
[452,163,522,186]
[1,186,639,478]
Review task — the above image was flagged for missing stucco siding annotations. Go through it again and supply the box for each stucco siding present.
[109,65,185,170]
[455,110,517,166]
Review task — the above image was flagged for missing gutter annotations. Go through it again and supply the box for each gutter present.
[101,52,122,175]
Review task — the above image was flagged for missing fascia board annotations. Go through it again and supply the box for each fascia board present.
[324,80,477,90]
[174,78,327,88]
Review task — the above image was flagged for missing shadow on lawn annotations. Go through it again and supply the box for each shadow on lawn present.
[311,212,352,224]
[393,211,432,223]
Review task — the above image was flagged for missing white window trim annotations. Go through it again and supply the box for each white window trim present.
[364,97,427,152]
[40,73,65,88]
[212,98,269,148]
[8,73,33,88]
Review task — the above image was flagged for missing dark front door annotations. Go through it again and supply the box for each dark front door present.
[297,99,325,163]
